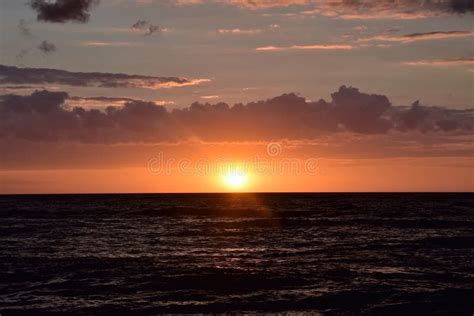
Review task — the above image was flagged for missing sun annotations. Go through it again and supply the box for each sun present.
[224,171,247,190]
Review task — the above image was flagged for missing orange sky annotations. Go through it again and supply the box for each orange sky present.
[2,157,472,193]
[1,139,472,193]
[0,0,473,193]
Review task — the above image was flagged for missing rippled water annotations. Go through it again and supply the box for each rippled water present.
[0,193,473,314]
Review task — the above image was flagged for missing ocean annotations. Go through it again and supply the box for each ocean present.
[0,193,473,314]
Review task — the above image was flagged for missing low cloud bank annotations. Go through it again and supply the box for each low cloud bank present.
[0,86,472,143]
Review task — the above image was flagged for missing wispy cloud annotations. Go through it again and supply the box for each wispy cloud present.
[218,24,279,35]
[175,0,309,8]
[218,28,263,35]
[81,41,136,47]
[402,57,474,66]
[256,44,354,51]
[301,0,474,20]
[172,0,473,19]
[358,30,474,43]
[67,96,175,108]
[0,65,210,90]
[328,11,439,20]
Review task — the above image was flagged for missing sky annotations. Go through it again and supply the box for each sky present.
[0,0,473,193]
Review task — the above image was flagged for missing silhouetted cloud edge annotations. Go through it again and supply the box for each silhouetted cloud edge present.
[0,86,472,144]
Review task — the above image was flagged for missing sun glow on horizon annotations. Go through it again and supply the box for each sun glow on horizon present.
[223,171,247,190]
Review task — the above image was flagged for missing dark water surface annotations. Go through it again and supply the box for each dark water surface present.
[0,193,473,315]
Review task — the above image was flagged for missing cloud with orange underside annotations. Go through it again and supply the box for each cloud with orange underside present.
[172,0,473,20]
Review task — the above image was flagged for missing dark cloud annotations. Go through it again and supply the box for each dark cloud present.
[146,24,162,36]
[30,0,99,23]
[0,87,472,143]
[448,0,474,13]
[394,101,473,132]
[37,40,57,54]
[345,0,474,13]
[358,30,474,43]
[320,0,474,18]
[0,85,41,91]
[403,30,472,39]
[132,20,148,29]
[331,86,393,133]
[0,65,208,90]
[132,20,162,36]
